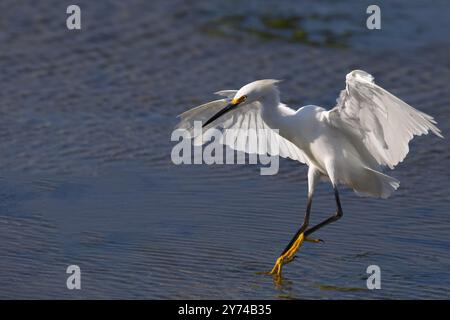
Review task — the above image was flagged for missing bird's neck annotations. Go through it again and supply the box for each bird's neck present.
[260,92,290,135]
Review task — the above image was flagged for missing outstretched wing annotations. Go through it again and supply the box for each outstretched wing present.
[175,91,308,164]
[327,70,443,169]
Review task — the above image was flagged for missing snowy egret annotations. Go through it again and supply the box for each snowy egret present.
[175,70,443,276]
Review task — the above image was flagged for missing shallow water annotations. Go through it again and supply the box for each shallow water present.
[0,0,449,299]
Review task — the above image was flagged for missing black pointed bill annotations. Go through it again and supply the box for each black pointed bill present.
[202,98,242,128]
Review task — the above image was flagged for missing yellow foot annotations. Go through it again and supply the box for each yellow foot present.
[267,233,323,277]
[269,233,305,276]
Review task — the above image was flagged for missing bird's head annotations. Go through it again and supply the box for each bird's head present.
[203,79,281,128]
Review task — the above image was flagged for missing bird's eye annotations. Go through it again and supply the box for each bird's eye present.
[237,95,247,104]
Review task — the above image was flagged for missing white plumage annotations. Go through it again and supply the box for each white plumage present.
[176,70,442,199]
[176,85,309,165]
[328,70,442,168]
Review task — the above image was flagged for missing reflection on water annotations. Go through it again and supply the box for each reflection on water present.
[316,285,368,293]
[0,0,449,299]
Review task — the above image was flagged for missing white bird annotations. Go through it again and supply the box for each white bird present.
[175,70,443,277]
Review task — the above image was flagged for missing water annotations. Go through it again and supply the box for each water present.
[0,0,449,299]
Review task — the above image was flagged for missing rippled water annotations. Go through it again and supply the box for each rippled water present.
[0,0,449,299]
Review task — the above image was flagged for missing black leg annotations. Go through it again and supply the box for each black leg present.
[280,195,312,255]
[304,186,343,237]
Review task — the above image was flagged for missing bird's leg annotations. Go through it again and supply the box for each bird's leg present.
[269,196,313,276]
[304,186,343,237]
[268,168,322,277]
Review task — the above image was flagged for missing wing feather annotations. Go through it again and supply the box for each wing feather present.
[175,94,308,164]
[327,70,443,169]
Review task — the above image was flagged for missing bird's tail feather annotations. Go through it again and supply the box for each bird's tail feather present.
[353,167,400,199]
